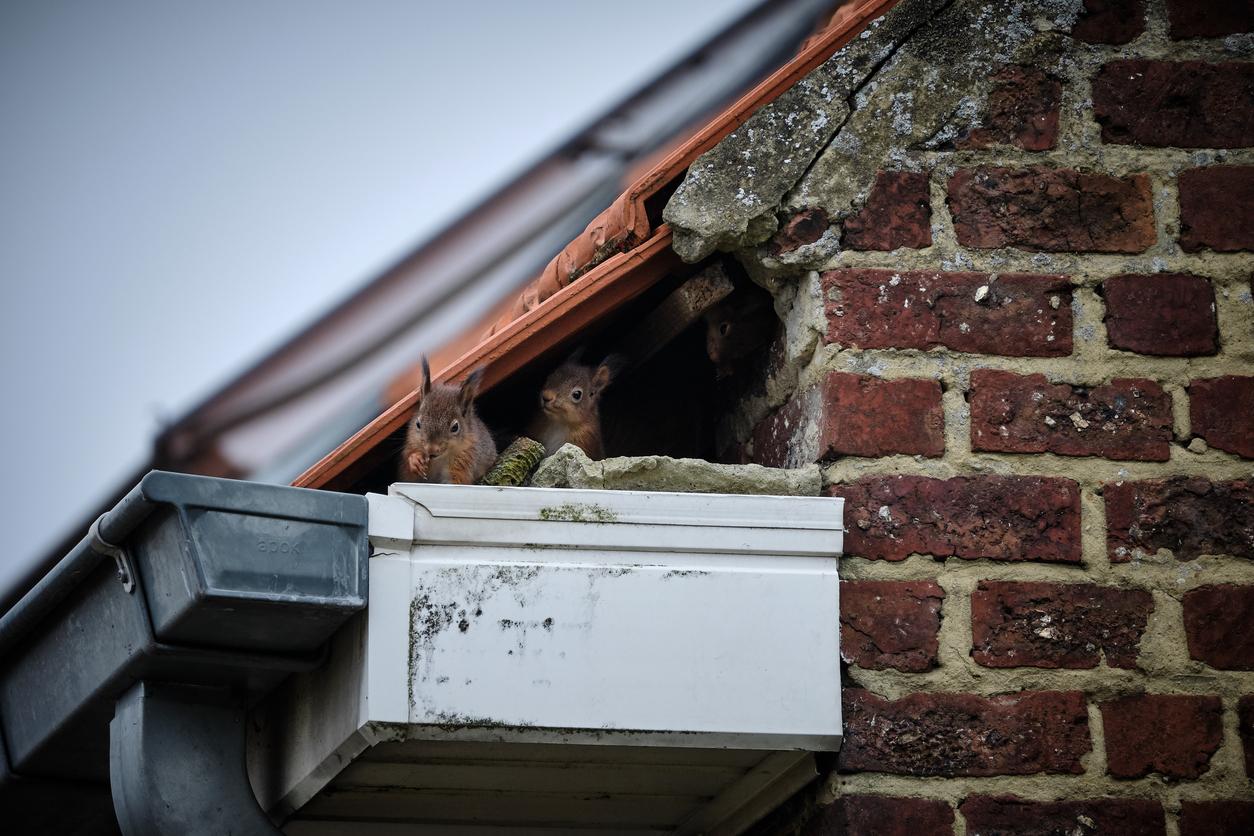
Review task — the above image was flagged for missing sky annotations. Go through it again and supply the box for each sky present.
[0,0,762,599]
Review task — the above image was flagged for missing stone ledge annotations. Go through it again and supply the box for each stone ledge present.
[529,443,821,496]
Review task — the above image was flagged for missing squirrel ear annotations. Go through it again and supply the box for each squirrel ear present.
[592,354,627,391]
[458,367,484,412]
[421,356,432,396]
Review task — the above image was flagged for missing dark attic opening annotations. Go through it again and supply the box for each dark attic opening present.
[345,256,783,499]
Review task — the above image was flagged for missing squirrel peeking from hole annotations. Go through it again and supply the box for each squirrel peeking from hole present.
[400,357,497,485]
[526,348,626,461]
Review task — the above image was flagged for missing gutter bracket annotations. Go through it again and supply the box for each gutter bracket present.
[110,680,282,836]
[89,515,135,594]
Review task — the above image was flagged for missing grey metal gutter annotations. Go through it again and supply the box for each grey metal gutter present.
[0,471,369,835]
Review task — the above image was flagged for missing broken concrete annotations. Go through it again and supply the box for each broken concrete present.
[528,443,821,496]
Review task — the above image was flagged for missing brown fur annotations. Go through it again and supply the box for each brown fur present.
[702,289,776,379]
[400,358,497,484]
[527,350,624,460]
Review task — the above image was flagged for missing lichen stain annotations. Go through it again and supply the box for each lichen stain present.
[538,503,618,523]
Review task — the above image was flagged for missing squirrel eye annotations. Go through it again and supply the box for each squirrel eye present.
[450,420,460,434]
[413,418,421,430]
[719,321,732,336]
[571,388,583,402]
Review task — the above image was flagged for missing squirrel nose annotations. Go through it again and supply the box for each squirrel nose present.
[541,389,556,405]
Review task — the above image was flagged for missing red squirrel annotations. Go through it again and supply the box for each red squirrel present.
[400,358,497,484]
[702,288,776,379]
[527,350,625,460]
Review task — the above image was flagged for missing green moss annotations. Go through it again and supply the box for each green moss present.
[538,503,618,523]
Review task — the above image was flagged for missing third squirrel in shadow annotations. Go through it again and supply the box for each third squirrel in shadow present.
[527,349,625,460]
[401,357,497,484]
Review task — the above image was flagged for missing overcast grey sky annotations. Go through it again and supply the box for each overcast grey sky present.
[0,0,761,596]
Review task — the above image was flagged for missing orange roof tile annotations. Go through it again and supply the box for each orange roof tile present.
[294,0,900,491]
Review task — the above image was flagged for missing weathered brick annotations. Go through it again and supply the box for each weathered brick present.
[843,170,932,251]
[773,207,831,253]
[841,581,944,672]
[961,795,1165,836]
[1103,273,1218,356]
[823,270,1072,356]
[753,373,943,467]
[970,370,1172,461]
[803,795,955,836]
[1180,801,1254,836]
[1239,696,1254,778]
[1105,477,1254,562]
[1184,584,1254,669]
[971,581,1153,669]
[1191,376,1254,458]
[1092,60,1254,148]
[1179,166,1254,252]
[1167,0,1254,39]
[958,66,1061,151]
[1101,693,1223,779]
[948,166,1155,253]
[1071,0,1146,44]
[840,690,1090,777]
[830,475,1081,563]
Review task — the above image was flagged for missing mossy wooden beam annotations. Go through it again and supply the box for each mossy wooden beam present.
[479,436,547,487]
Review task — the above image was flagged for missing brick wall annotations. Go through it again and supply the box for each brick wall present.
[727,1,1254,832]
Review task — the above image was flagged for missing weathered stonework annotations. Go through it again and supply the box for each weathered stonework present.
[810,794,955,836]
[948,166,1156,253]
[651,0,1254,829]
[830,475,1081,563]
[970,581,1153,669]
[1100,693,1224,779]
[1102,273,1219,356]
[1105,478,1254,562]
[823,269,1072,355]
[1092,60,1254,149]
[1070,0,1146,45]
[956,65,1061,151]
[1178,166,1254,253]
[842,170,932,250]
[1190,376,1254,458]
[528,443,821,496]
[839,689,1090,776]
[969,370,1173,461]
[960,795,1165,836]
[840,580,944,671]
[1179,802,1254,836]
[1183,584,1254,669]
[1166,0,1254,39]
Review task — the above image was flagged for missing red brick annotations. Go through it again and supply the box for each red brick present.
[958,66,1061,151]
[1105,477,1254,562]
[1239,695,1254,777]
[1103,273,1218,356]
[1071,0,1146,44]
[1092,60,1254,148]
[752,373,943,466]
[1101,693,1223,779]
[1191,376,1254,458]
[839,689,1089,777]
[961,795,1165,836]
[773,207,831,253]
[1180,801,1254,836]
[1179,166,1254,252]
[970,370,1172,461]
[948,166,1155,253]
[830,475,1081,563]
[843,170,932,251]
[1167,0,1254,39]
[971,581,1152,669]
[823,269,1072,356]
[840,581,944,672]
[1183,584,1254,669]
[804,795,955,836]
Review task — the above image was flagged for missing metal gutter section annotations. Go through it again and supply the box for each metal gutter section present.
[0,471,369,835]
